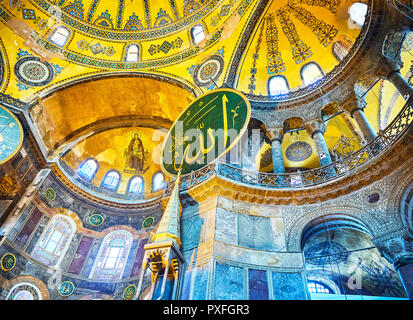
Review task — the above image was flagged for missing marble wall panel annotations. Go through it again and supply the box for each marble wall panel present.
[248,269,269,300]
[238,213,274,251]
[67,235,93,275]
[214,261,244,300]
[271,272,307,300]
[215,207,238,246]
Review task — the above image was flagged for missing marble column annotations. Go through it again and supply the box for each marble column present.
[267,128,285,174]
[395,257,413,300]
[305,120,332,167]
[374,231,413,300]
[388,70,413,101]
[379,59,413,101]
[342,96,377,143]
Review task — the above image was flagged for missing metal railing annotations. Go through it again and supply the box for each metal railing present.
[165,98,413,193]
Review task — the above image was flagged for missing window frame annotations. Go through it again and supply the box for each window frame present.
[191,24,206,45]
[307,280,335,294]
[101,170,121,192]
[49,26,71,47]
[268,75,290,97]
[151,171,165,192]
[300,62,325,86]
[89,230,133,281]
[78,158,99,181]
[127,175,144,194]
[31,214,76,267]
[124,43,140,62]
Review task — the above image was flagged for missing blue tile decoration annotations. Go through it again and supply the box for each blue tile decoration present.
[192,263,209,300]
[0,105,23,164]
[63,0,85,20]
[181,268,192,300]
[248,269,269,300]
[153,276,174,299]
[182,214,204,252]
[305,241,350,266]
[271,272,307,300]
[22,8,36,20]
[238,214,275,251]
[215,208,237,245]
[116,0,124,28]
[86,0,99,22]
[214,262,244,300]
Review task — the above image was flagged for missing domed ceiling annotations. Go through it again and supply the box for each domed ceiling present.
[237,0,367,96]
[0,0,370,102]
[0,0,411,199]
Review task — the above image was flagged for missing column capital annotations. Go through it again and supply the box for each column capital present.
[341,95,367,116]
[376,58,403,80]
[304,119,326,138]
[266,127,284,143]
[372,228,413,267]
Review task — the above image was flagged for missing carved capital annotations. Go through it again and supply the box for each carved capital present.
[373,228,413,267]
[304,119,326,137]
[341,95,367,116]
[376,58,403,80]
[267,127,284,143]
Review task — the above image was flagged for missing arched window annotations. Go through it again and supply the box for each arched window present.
[307,281,334,294]
[78,158,98,180]
[125,44,139,62]
[191,24,206,45]
[300,62,325,86]
[268,76,289,96]
[90,230,133,281]
[31,214,76,266]
[101,170,121,191]
[49,26,70,47]
[127,176,144,194]
[6,283,42,300]
[152,172,165,192]
[332,41,350,61]
[349,2,368,26]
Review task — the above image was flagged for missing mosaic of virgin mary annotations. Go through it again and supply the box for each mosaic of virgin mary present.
[124,131,149,174]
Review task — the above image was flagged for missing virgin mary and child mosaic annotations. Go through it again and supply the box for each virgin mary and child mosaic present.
[123,131,150,174]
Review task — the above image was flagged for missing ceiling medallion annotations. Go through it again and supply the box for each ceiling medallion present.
[305,241,350,266]
[193,55,224,88]
[14,56,54,87]
[285,141,313,162]
[89,213,104,227]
